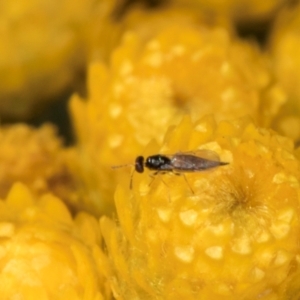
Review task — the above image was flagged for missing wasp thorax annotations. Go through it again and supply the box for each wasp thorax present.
[145,155,171,170]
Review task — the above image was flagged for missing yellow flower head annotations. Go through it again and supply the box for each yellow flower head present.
[70,23,284,215]
[0,182,108,300]
[88,0,237,68]
[0,0,117,120]
[0,123,80,211]
[100,116,300,299]
[268,2,300,141]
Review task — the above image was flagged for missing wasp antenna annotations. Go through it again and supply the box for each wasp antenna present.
[111,163,133,169]
[182,174,194,194]
[219,161,229,166]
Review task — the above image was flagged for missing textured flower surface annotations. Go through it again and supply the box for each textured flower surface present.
[268,2,300,141]
[70,21,284,215]
[0,182,108,300]
[100,116,300,299]
[0,123,81,212]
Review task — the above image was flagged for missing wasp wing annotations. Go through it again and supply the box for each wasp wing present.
[171,150,227,172]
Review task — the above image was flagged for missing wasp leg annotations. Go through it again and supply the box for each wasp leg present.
[149,171,166,186]
[148,172,171,201]
[149,171,159,187]
[148,172,156,187]
[173,172,194,194]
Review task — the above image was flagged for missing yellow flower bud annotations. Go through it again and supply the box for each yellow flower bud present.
[0,183,108,300]
[0,123,82,214]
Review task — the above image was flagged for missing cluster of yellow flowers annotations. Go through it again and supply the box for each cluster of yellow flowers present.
[1,0,300,299]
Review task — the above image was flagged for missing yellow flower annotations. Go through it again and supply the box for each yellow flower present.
[0,123,81,212]
[0,182,108,300]
[70,22,284,215]
[88,0,233,63]
[0,0,117,120]
[268,2,300,141]
[117,2,233,41]
[168,0,288,24]
[100,116,300,299]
